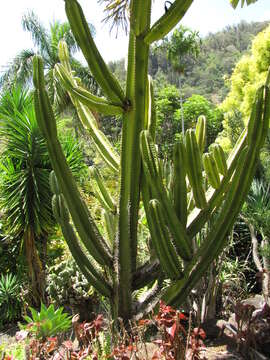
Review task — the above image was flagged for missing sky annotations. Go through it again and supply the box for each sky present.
[0,0,269,73]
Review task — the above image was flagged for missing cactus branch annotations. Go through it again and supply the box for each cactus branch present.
[65,0,125,103]
[33,56,113,267]
[144,0,193,44]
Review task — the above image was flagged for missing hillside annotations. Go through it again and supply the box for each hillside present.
[148,20,270,103]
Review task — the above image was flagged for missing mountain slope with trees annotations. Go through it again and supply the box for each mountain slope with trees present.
[149,20,270,103]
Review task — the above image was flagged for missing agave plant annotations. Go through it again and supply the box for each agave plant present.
[20,303,72,339]
[0,273,22,323]
[33,0,269,324]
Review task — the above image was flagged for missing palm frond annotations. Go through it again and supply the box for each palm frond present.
[230,0,259,8]
[98,0,130,34]
[0,85,32,117]
[0,49,35,89]
[22,11,51,58]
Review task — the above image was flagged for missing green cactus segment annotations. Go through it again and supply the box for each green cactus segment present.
[55,58,120,173]
[172,137,187,227]
[75,101,120,173]
[117,24,150,319]
[55,64,124,116]
[185,129,207,209]
[210,144,227,176]
[130,0,152,36]
[102,210,117,248]
[259,86,270,149]
[203,153,221,189]
[149,200,182,280]
[144,0,193,44]
[187,130,247,238]
[140,130,192,260]
[90,167,117,213]
[164,147,249,306]
[145,75,157,140]
[33,56,112,267]
[58,40,71,71]
[64,0,125,104]
[247,86,264,146]
[165,84,270,307]
[51,190,111,297]
[61,222,112,297]
[195,115,206,154]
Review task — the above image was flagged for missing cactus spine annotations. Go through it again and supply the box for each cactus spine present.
[33,0,270,324]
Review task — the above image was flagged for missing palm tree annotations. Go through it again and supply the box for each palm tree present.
[0,11,96,113]
[0,86,87,305]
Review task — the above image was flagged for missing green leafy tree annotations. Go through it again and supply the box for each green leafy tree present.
[165,25,201,133]
[155,84,180,153]
[0,86,86,305]
[218,24,270,150]
[33,0,268,324]
[177,94,224,146]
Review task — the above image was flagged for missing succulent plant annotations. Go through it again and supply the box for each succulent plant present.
[33,0,270,323]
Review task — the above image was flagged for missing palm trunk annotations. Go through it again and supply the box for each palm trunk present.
[24,227,45,306]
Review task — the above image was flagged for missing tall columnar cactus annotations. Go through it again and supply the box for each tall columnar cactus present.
[33,0,270,323]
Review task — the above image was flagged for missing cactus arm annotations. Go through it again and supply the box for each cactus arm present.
[144,0,193,44]
[165,85,270,307]
[172,137,187,227]
[64,0,125,103]
[140,131,192,260]
[55,64,124,116]
[187,130,247,238]
[90,167,117,213]
[56,48,120,173]
[33,56,112,267]
[149,199,183,279]
[61,222,112,297]
[145,75,157,140]
[132,259,161,290]
[185,129,207,209]
[203,153,221,189]
[75,101,120,173]
[195,115,206,154]
[117,0,152,321]
[102,210,117,248]
[52,190,112,297]
[187,84,268,238]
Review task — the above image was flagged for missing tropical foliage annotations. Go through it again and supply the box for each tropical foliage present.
[0,86,87,304]
[218,24,270,150]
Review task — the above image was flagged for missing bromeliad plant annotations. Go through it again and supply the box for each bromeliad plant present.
[33,0,269,324]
